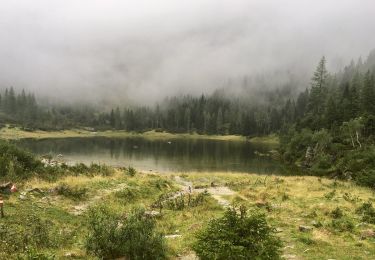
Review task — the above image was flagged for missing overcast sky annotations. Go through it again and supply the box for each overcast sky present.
[1,0,375,104]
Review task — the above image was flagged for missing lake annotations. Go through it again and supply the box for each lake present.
[14,137,280,174]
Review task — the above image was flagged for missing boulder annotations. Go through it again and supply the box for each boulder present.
[311,220,322,228]
[145,210,161,218]
[299,225,313,232]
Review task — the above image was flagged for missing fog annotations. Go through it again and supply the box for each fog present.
[1,0,375,105]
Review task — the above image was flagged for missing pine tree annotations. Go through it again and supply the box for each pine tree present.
[307,57,329,129]
[216,107,223,134]
[361,70,375,115]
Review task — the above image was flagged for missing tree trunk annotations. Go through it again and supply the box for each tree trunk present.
[349,132,355,148]
[356,131,362,148]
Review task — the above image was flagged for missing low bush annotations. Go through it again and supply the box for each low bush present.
[330,217,355,232]
[193,206,282,260]
[356,201,375,224]
[85,205,167,259]
[114,186,143,202]
[330,207,344,219]
[126,166,137,176]
[324,190,336,200]
[162,191,209,211]
[0,141,43,180]
[55,183,87,200]
[88,163,114,176]
[0,213,57,255]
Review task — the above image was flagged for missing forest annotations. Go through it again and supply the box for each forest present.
[1,51,375,187]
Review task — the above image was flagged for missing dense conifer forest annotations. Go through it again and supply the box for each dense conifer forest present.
[1,51,375,187]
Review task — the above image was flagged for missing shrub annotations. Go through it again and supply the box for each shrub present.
[324,190,336,200]
[298,234,316,245]
[0,213,56,254]
[0,141,42,180]
[356,201,375,224]
[330,217,355,232]
[148,178,172,190]
[114,186,141,201]
[330,207,344,219]
[85,206,167,259]
[193,206,282,260]
[55,183,87,200]
[89,163,114,176]
[126,166,137,177]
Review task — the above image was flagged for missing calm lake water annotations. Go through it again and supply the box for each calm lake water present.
[14,137,280,174]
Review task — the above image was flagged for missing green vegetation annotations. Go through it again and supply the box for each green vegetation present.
[85,206,167,259]
[193,206,282,259]
[0,51,374,259]
[0,165,373,259]
[0,141,43,181]
[1,51,375,189]
[280,55,375,188]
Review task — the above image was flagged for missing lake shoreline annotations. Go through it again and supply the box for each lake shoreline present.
[0,126,279,144]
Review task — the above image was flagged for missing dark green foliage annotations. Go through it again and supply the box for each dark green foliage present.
[193,206,282,260]
[85,206,167,259]
[298,234,316,245]
[330,217,355,232]
[330,207,344,219]
[0,141,42,180]
[126,166,137,176]
[0,213,57,254]
[55,183,87,200]
[148,178,172,190]
[324,190,336,200]
[279,54,375,188]
[65,163,114,177]
[356,201,375,224]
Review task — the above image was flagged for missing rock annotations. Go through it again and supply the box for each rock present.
[165,234,182,239]
[360,229,375,240]
[275,228,283,233]
[64,252,77,258]
[299,225,313,232]
[311,220,322,228]
[26,188,45,194]
[145,210,161,218]
[19,194,26,200]
[177,253,198,260]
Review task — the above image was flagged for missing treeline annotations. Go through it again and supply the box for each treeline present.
[1,51,375,186]
[0,87,295,135]
[0,88,38,125]
[280,53,375,188]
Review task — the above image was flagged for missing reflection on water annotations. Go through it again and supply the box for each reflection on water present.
[14,137,280,174]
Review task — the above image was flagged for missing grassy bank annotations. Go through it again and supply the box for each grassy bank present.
[1,168,374,259]
[0,125,280,144]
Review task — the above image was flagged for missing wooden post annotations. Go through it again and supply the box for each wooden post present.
[0,195,4,218]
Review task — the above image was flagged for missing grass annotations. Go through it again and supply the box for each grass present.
[0,125,278,143]
[1,169,374,259]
